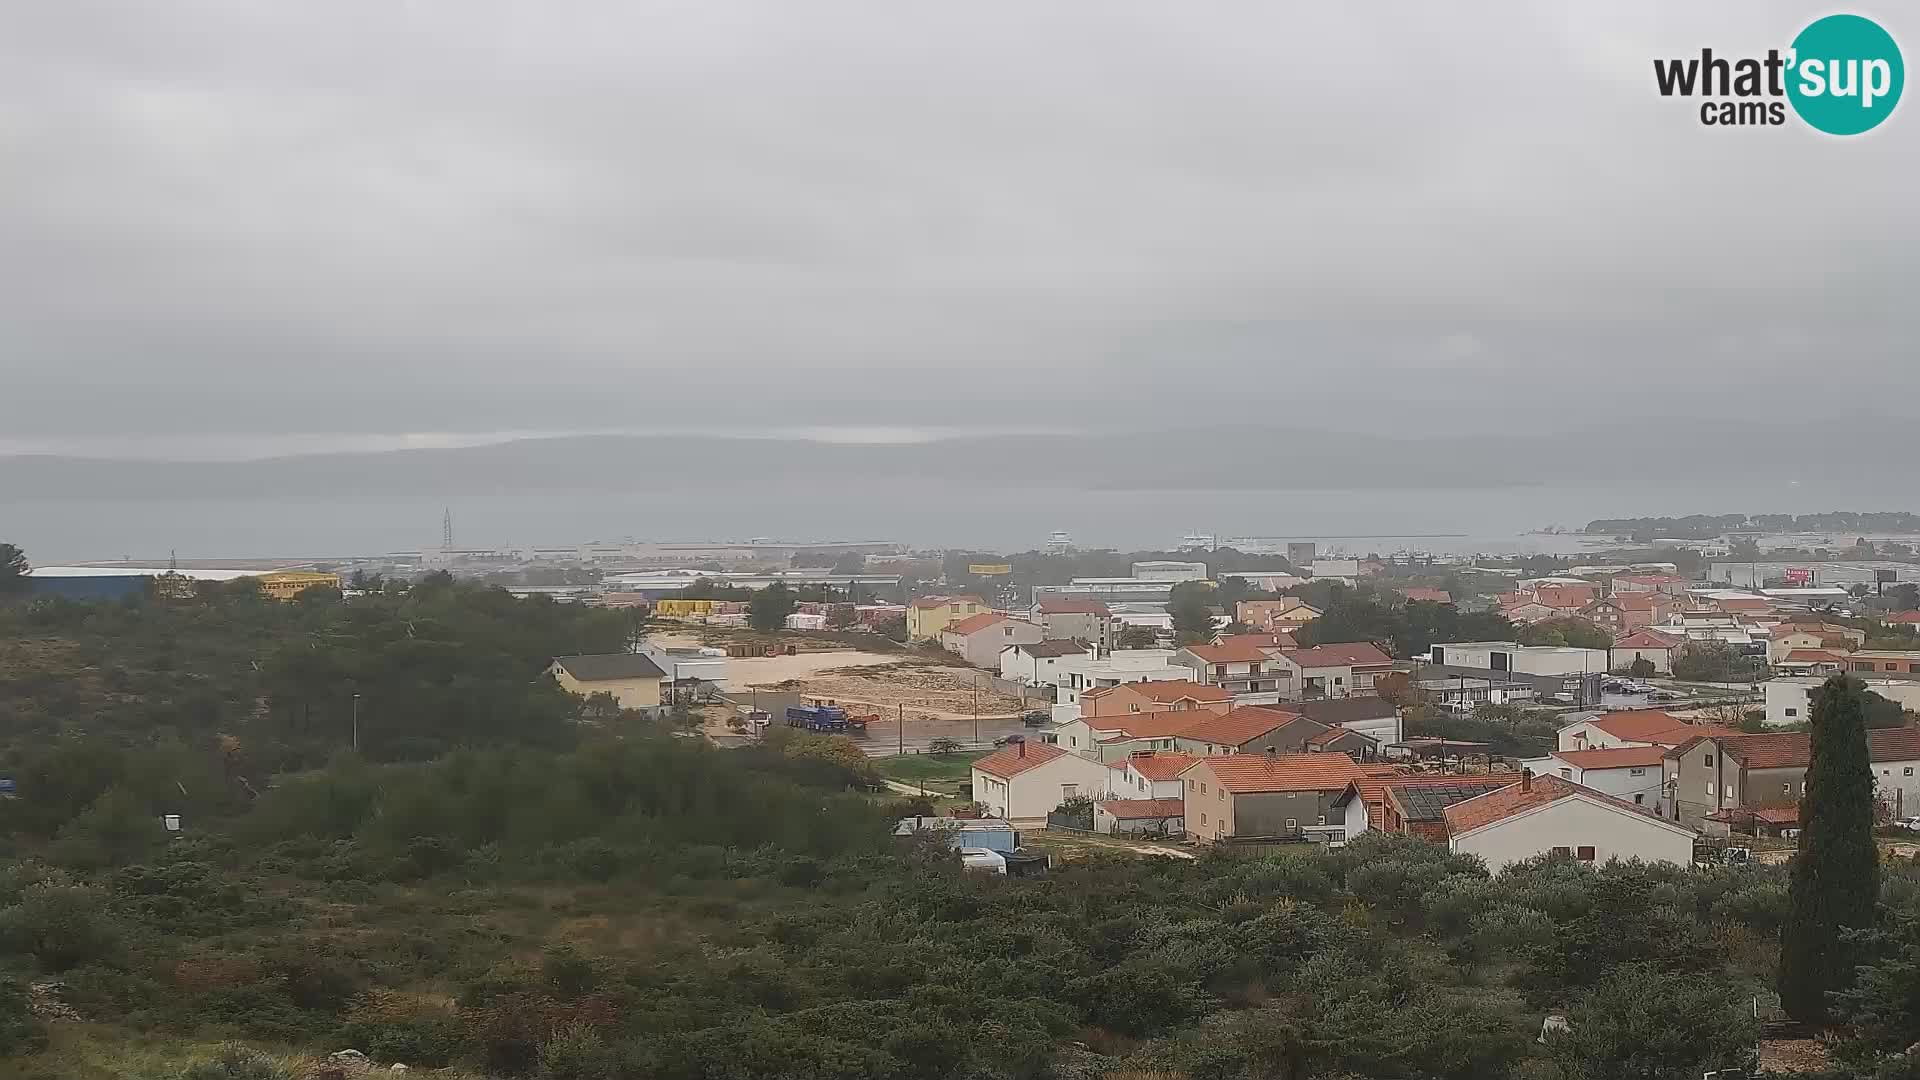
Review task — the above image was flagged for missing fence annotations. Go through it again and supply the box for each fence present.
[989,677,1058,705]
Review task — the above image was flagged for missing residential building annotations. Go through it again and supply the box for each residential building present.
[1079,679,1233,719]
[1776,650,1850,676]
[1556,709,1739,753]
[1609,629,1684,675]
[1113,750,1199,799]
[1848,650,1920,678]
[1766,675,1920,726]
[1056,711,1208,760]
[1333,775,1515,841]
[969,740,1116,820]
[1311,558,1361,582]
[893,817,1019,853]
[1271,642,1395,699]
[1425,641,1609,676]
[1304,725,1381,760]
[1443,773,1698,872]
[1768,622,1867,663]
[549,653,666,714]
[1500,602,1563,625]
[1397,587,1452,604]
[1180,752,1383,843]
[906,594,988,640]
[941,613,1045,668]
[1578,598,1629,636]
[1173,639,1289,695]
[1516,746,1668,808]
[1531,583,1600,612]
[1664,727,1920,827]
[1288,696,1404,744]
[1172,706,1323,757]
[1608,592,1676,631]
[1236,597,1321,633]
[999,639,1096,685]
[1031,597,1114,651]
[1050,650,1190,708]
[1095,798,1186,837]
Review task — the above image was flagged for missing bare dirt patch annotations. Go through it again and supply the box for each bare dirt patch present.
[756,660,1025,722]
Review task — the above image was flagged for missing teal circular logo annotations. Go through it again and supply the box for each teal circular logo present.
[1787,14,1904,135]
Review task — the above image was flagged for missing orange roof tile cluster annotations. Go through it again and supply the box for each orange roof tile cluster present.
[1337,773,1512,830]
[1552,745,1669,770]
[971,740,1069,779]
[1218,631,1298,650]
[1184,639,1280,664]
[1285,642,1393,668]
[1587,709,1740,747]
[1885,611,1920,625]
[1306,726,1368,748]
[943,612,1008,636]
[1441,774,1658,835]
[1533,584,1600,609]
[1186,753,1377,794]
[1124,751,1200,780]
[1176,706,1305,747]
[1398,587,1453,603]
[1781,649,1849,665]
[1612,594,1665,612]
[1090,713,1210,739]
[1099,797,1187,820]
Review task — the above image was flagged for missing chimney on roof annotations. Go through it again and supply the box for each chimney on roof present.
[1264,745,1276,758]
[1520,768,1532,792]
[1017,740,1026,758]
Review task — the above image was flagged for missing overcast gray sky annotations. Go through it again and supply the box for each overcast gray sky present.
[1,1,1913,459]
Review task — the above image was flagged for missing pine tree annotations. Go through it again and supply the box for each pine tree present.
[1779,674,1881,1023]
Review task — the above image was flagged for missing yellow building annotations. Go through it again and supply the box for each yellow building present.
[906,594,988,641]
[654,598,722,618]
[550,654,666,713]
[256,571,340,601]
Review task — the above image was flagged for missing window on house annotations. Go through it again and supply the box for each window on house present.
[1907,767,1915,777]
[1062,784,1077,799]
[1188,779,1195,791]
[1704,754,1714,767]
[1577,846,1596,861]
[1285,818,1298,830]
[1317,815,1326,825]
[1706,782,1715,796]
[1552,846,1571,857]
[1634,793,1645,805]
[1786,708,1798,717]
[1559,768,1572,779]
[1630,767,1646,776]
[1218,788,1225,800]
[1200,812,1207,825]
[1200,782,1207,793]
[1783,782,1791,795]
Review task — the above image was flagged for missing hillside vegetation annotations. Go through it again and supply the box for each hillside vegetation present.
[3,578,1919,1080]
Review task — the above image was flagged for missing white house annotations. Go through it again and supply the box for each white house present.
[1050,650,1190,707]
[1608,630,1683,675]
[1766,675,1920,728]
[1442,773,1698,873]
[969,740,1116,820]
[941,613,1045,669]
[999,640,1096,685]
[1514,746,1668,809]
[1555,709,1734,753]
[1112,750,1199,799]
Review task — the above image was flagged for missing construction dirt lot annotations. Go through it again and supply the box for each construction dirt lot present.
[758,660,1027,723]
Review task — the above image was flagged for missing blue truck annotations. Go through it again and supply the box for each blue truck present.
[784,700,869,733]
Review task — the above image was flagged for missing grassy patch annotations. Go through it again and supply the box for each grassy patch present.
[874,751,987,787]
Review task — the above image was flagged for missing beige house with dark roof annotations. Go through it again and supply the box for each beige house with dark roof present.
[549,654,666,714]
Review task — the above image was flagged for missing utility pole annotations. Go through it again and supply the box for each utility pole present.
[351,693,361,752]
[898,703,904,755]
[973,677,980,748]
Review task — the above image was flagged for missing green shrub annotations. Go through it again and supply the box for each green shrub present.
[0,882,123,971]
[179,1043,292,1080]
[0,976,48,1058]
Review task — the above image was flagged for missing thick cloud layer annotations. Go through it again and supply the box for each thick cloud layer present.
[1,2,1913,456]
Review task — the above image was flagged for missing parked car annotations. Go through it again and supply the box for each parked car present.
[1021,710,1049,728]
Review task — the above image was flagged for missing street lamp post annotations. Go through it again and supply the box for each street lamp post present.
[351,693,361,752]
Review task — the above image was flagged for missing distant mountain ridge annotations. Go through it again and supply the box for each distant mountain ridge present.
[1,425,1915,500]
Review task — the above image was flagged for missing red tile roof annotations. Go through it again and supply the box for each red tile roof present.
[1586,710,1740,747]
[1612,594,1664,612]
[1285,642,1393,668]
[1612,629,1682,650]
[1534,584,1600,609]
[1185,753,1377,794]
[1782,649,1849,664]
[1618,574,1687,586]
[1335,774,1512,832]
[1870,727,1920,762]
[1552,745,1669,770]
[1307,726,1370,748]
[1177,706,1307,748]
[1442,774,1668,836]
[1099,797,1187,820]
[1090,713,1208,739]
[1218,632,1298,650]
[971,740,1069,779]
[1184,640,1279,664]
[1885,611,1920,624]
[943,612,1008,636]
[1398,587,1452,603]
[1124,751,1201,780]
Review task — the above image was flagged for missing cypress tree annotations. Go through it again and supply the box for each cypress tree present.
[1779,674,1881,1023]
